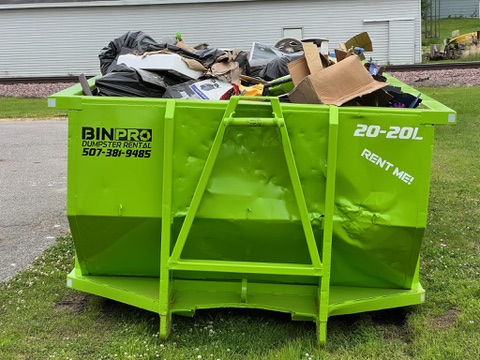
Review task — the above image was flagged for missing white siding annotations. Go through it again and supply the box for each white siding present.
[440,0,480,18]
[389,19,416,65]
[0,0,421,78]
[363,21,390,64]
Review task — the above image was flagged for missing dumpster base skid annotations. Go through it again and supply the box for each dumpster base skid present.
[67,269,425,337]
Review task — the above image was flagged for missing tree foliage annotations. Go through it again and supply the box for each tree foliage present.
[422,0,431,19]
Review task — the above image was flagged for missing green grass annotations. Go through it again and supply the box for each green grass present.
[423,17,480,45]
[422,17,480,61]
[1,87,480,359]
[0,97,66,119]
[458,50,480,61]
[438,17,480,41]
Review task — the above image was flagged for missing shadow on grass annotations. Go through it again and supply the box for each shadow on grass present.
[78,293,413,352]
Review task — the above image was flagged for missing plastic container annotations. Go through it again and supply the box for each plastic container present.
[49,75,456,343]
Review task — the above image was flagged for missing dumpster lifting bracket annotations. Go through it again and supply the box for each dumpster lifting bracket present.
[158,97,339,345]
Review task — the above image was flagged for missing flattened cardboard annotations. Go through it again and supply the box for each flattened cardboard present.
[182,57,208,72]
[302,42,325,73]
[339,32,373,60]
[239,74,267,85]
[334,49,351,62]
[210,61,241,83]
[175,40,197,52]
[345,32,373,51]
[288,56,311,86]
[288,55,388,106]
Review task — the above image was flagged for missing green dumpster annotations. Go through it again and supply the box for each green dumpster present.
[49,75,455,344]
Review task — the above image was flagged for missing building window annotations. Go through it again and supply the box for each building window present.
[282,27,303,40]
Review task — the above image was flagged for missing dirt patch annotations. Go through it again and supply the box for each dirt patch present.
[371,308,411,343]
[54,294,90,314]
[430,309,460,330]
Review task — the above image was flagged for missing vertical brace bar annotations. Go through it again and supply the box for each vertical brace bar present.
[277,118,322,269]
[159,100,175,339]
[318,105,339,345]
[169,113,228,262]
[247,97,322,270]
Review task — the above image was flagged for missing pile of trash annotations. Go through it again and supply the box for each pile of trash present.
[88,31,421,108]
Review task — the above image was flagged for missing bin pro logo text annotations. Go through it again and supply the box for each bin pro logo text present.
[82,127,152,142]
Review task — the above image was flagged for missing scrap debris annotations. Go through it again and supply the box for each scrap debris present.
[89,30,421,108]
[426,30,480,61]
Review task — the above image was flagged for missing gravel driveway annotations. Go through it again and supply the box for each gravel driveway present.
[0,120,70,281]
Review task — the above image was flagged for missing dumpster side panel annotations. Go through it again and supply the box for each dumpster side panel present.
[332,109,435,288]
[68,102,165,276]
[67,98,435,289]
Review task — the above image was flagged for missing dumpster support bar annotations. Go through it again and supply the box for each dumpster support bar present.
[161,97,333,342]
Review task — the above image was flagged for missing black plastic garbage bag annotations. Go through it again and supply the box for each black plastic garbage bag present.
[385,85,423,108]
[95,64,172,98]
[234,51,251,76]
[389,91,422,108]
[100,31,234,77]
[99,31,162,75]
[257,53,302,81]
[155,44,227,69]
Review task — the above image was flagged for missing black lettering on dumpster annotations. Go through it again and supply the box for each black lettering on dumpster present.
[101,128,115,141]
[82,127,95,140]
[81,127,153,158]
[127,129,139,141]
[81,127,152,142]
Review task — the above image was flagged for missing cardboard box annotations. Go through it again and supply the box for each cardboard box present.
[288,42,329,85]
[339,32,373,60]
[334,49,351,62]
[117,53,204,81]
[163,78,234,100]
[344,32,373,52]
[288,53,388,106]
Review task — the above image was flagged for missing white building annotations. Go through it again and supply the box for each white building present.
[0,0,422,78]
[440,0,480,18]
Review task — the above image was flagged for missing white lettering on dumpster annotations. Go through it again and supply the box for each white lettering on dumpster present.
[360,148,415,185]
[354,124,423,140]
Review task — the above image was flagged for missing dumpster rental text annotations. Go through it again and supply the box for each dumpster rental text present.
[361,148,414,185]
[81,126,152,158]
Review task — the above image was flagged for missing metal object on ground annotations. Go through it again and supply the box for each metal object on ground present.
[49,76,456,344]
